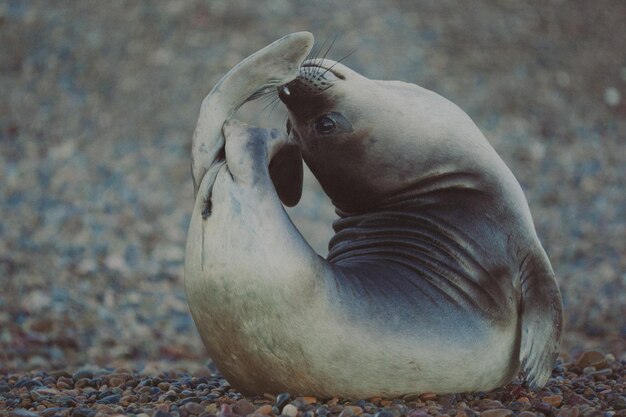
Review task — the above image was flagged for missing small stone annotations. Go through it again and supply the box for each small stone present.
[346,407,363,416]
[57,381,73,389]
[517,397,530,404]
[154,411,174,417]
[581,409,602,417]
[49,370,72,379]
[72,370,94,380]
[16,379,43,389]
[276,393,291,409]
[535,402,553,416]
[339,408,355,417]
[576,351,606,368]
[543,395,563,407]
[108,377,125,387]
[97,393,121,404]
[300,397,317,405]
[184,402,207,415]
[588,368,612,377]
[582,366,596,375]
[480,410,512,417]
[403,394,421,402]
[75,378,92,388]
[71,408,96,417]
[316,406,330,416]
[509,402,528,412]
[426,406,440,415]
[10,410,39,417]
[558,407,580,417]
[407,412,430,417]
[220,404,235,416]
[566,394,592,406]
[329,405,344,415]
[41,408,68,417]
[519,413,537,417]
[233,399,256,416]
[256,405,273,415]
[283,404,299,417]
[419,393,437,401]
[610,395,626,410]
[374,411,394,417]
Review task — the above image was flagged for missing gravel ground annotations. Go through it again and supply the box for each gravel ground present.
[1,352,625,416]
[0,0,625,414]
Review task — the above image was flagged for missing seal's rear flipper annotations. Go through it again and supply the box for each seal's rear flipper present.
[519,256,563,389]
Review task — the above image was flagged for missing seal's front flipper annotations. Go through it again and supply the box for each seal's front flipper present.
[519,255,563,389]
[269,144,303,207]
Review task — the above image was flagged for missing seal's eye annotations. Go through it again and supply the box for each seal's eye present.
[313,112,353,135]
[315,116,337,134]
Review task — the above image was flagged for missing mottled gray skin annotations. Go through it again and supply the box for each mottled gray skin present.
[185,33,563,398]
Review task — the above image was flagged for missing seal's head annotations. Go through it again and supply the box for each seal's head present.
[278,58,504,214]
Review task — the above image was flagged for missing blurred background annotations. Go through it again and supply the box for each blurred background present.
[1,0,624,373]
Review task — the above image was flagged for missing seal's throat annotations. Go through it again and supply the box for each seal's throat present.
[326,171,517,324]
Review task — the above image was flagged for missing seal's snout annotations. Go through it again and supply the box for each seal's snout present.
[278,77,331,112]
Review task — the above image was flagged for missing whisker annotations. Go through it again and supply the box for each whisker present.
[267,98,282,118]
[319,47,357,78]
[261,94,280,114]
[317,34,338,79]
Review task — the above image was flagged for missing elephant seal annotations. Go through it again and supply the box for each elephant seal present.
[185,33,563,398]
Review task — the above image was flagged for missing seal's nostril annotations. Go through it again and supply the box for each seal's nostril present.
[278,84,291,103]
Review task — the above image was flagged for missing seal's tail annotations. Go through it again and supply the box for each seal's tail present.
[519,253,563,389]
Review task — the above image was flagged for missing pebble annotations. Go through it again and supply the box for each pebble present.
[480,410,513,417]
[276,393,291,409]
[72,370,95,380]
[407,412,430,417]
[535,402,553,416]
[347,406,364,416]
[183,401,206,415]
[71,408,96,417]
[10,410,39,417]
[283,404,299,417]
[557,407,580,417]
[339,407,355,417]
[257,405,273,415]
[576,351,606,368]
[543,395,563,407]
[419,393,437,401]
[97,393,121,404]
[233,399,256,416]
